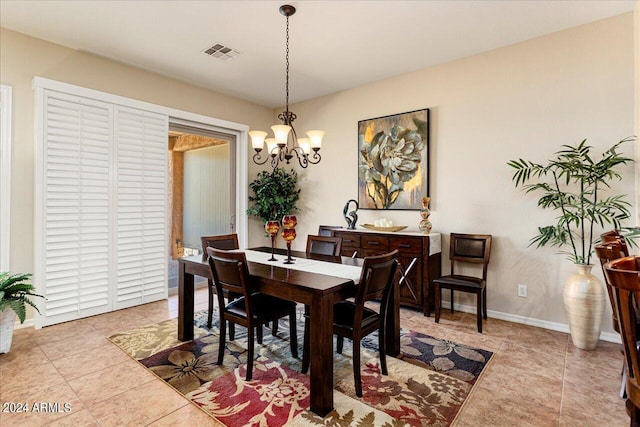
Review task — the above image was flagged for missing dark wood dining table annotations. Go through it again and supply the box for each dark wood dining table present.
[178,247,400,417]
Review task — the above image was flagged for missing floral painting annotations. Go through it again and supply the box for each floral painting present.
[358,109,429,210]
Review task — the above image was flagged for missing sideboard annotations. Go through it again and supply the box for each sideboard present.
[331,229,441,316]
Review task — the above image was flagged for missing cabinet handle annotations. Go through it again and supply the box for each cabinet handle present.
[368,241,380,245]
[344,239,352,243]
[399,244,411,248]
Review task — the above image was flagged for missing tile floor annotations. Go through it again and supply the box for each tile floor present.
[0,287,629,426]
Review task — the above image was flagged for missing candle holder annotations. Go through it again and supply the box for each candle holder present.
[281,215,298,264]
[265,220,281,261]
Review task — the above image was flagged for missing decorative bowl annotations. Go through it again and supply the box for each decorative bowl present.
[361,224,408,232]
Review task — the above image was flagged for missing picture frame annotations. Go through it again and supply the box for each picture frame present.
[357,108,429,210]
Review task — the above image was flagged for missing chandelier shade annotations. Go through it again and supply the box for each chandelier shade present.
[249,5,324,169]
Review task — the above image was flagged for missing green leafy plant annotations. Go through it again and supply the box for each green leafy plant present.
[508,136,636,265]
[247,167,301,223]
[0,272,44,323]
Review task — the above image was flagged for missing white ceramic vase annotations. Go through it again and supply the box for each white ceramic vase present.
[0,308,17,354]
[563,264,605,350]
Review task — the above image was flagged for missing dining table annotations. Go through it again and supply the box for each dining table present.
[178,246,401,417]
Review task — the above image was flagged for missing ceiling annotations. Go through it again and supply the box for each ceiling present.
[0,1,635,108]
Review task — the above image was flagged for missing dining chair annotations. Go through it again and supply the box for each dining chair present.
[595,241,628,333]
[601,229,630,257]
[318,225,343,237]
[595,241,630,398]
[301,250,399,398]
[207,247,298,381]
[201,234,240,330]
[433,233,492,333]
[603,255,640,426]
[306,234,343,256]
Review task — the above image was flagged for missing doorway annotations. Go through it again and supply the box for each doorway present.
[167,122,237,288]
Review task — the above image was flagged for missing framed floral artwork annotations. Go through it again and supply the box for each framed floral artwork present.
[358,108,429,210]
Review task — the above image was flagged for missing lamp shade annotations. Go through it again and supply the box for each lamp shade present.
[297,137,311,154]
[265,138,278,154]
[271,125,292,146]
[249,130,268,150]
[307,130,325,149]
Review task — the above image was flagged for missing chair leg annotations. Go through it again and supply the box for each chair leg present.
[289,308,298,358]
[207,281,214,329]
[217,319,227,365]
[450,289,454,313]
[476,291,483,333]
[353,336,363,398]
[229,323,235,341]
[246,326,255,381]
[227,294,236,341]
[301,316,310,374]
[378,323,387,376]
[630,401,640,427]
[483,286,488,319]
[435,283,441,324]
[257,324,263,344]
[272,320,279,336]
[337,336,344,354]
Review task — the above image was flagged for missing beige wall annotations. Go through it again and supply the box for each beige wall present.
[273,13,636,333]
[2,11,637,334]
[636,1,640,225]
[0,28,273,276]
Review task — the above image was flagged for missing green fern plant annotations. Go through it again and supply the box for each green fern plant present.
[508,137,636,265]
[0,272,44,323]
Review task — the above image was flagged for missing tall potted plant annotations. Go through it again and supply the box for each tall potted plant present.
[0,272,44,353]
[247,167,301,225]
[508,136,635,350]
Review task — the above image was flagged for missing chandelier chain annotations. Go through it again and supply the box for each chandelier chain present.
[285,14,290,112]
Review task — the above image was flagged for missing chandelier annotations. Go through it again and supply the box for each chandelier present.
[249,4,324,169]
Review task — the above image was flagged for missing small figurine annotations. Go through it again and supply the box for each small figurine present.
[419,197,432,234]
[343,199,359,230]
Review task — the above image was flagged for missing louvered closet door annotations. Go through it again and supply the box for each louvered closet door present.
[115,107,168,309]
[42,92,112,325]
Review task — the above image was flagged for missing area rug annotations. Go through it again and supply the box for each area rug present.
[109,311,492,426]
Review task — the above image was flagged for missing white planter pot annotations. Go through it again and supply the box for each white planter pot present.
[563,264,605,350]
[0,308,17,353]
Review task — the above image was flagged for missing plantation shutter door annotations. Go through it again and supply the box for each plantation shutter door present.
[42,91,112,326]
[114,106,168,309]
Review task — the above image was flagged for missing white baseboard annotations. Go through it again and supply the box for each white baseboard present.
[14,318,35,330]
[167,279,208,296]
[446,301,621,345]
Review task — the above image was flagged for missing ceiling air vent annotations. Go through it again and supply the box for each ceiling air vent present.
[202,43,240,62]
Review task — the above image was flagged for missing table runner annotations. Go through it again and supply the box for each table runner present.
[243,249,362,284]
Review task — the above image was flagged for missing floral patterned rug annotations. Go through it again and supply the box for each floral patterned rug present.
[109,311,492,426]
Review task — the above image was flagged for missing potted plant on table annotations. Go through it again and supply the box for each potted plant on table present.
[0,272,44,353]
[247,167,301,226]
[508,136,636,350]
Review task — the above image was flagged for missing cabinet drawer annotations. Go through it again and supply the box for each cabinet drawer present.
[390,237,423,254]
[335,232,360,248]
[361,235,389,251]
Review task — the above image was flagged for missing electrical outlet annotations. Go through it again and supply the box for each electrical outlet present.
[517,284,527,298]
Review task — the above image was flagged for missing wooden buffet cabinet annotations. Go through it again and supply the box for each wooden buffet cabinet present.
[331,229,441,316]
